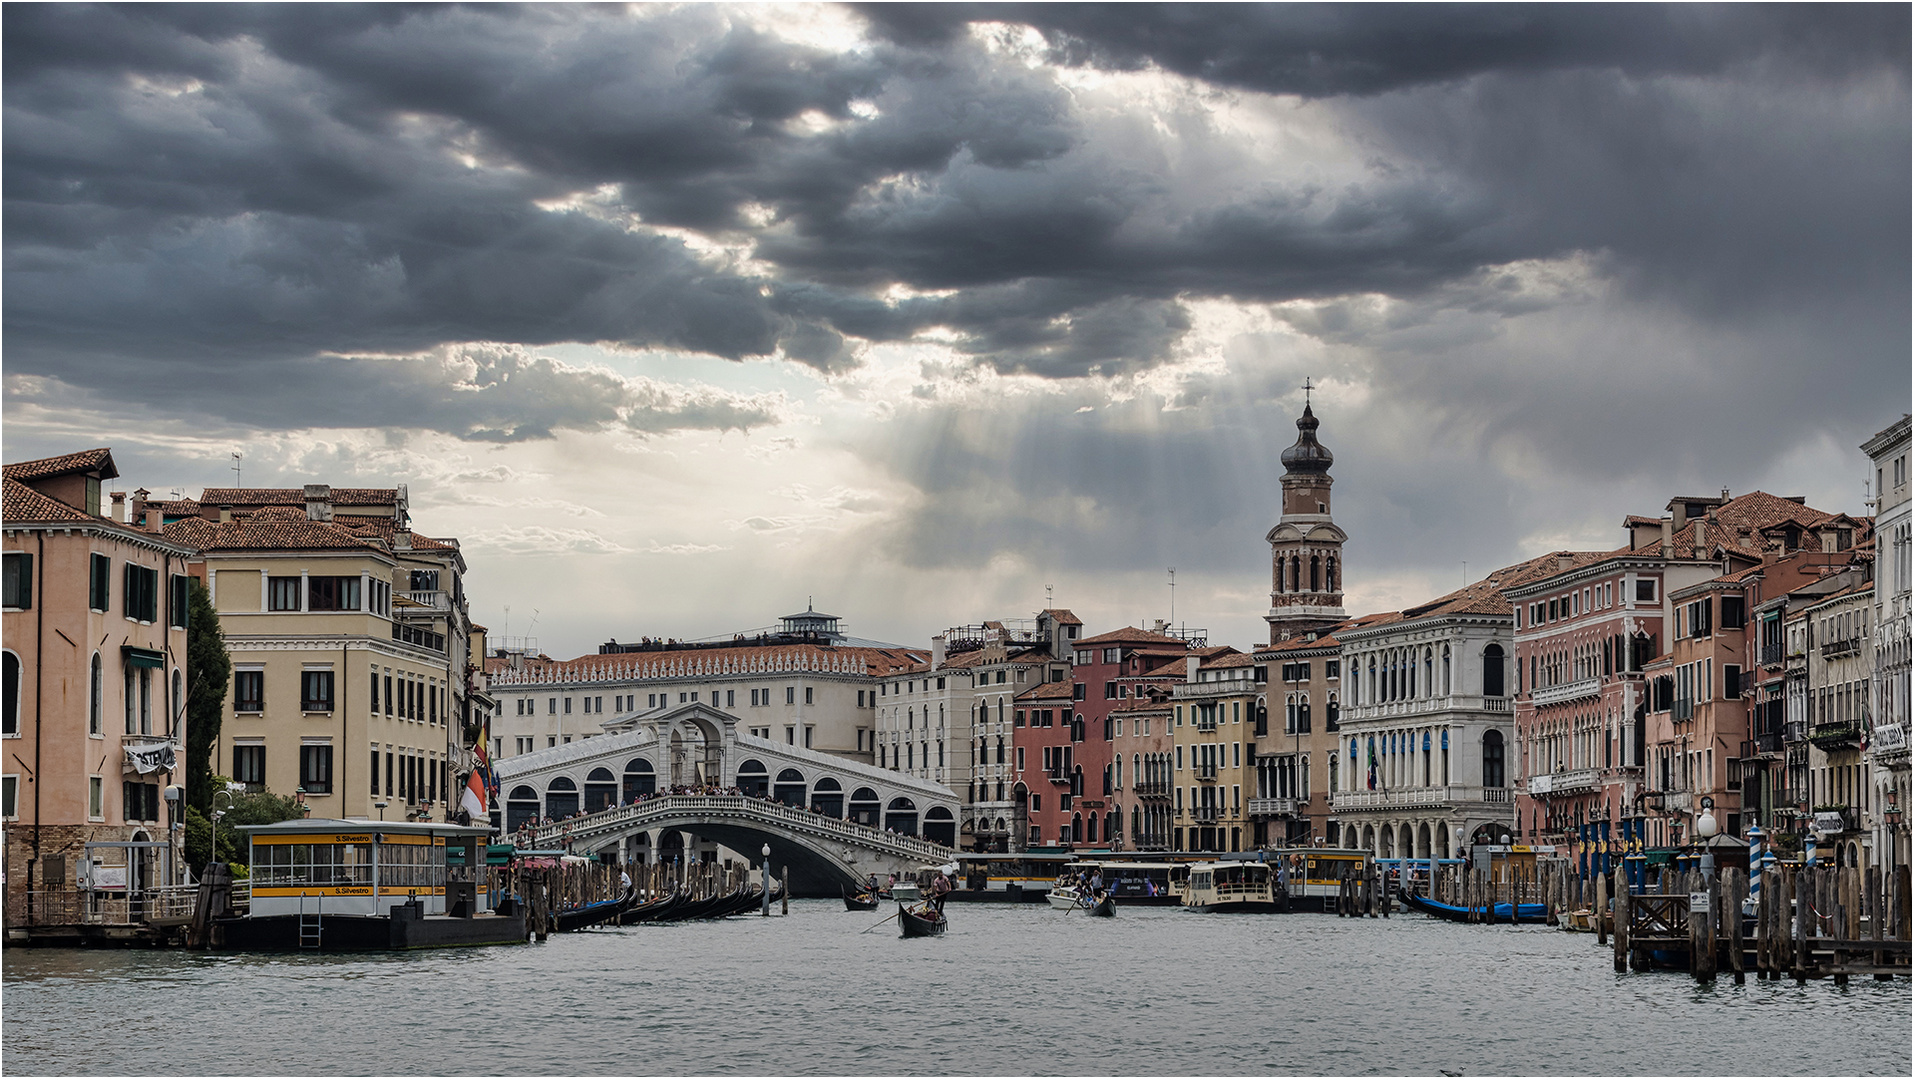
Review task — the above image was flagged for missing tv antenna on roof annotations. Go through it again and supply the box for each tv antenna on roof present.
[1168,567,1177,626]
[1046,584,1053,608]
[231,451,242,486]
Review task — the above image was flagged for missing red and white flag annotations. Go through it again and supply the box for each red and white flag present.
[460,767,487,820]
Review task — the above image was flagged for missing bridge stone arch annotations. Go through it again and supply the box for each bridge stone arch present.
[532,795,954,896]
[498,701,960,885]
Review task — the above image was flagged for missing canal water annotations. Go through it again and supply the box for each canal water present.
[4,901,1909,1076]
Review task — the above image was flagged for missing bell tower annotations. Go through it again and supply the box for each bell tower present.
[1266,382,1348,645]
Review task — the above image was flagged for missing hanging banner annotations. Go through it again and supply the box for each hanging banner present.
[1872,723,1907,754]
[123,740,177,774]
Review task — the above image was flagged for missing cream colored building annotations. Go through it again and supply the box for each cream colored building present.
[166,495,470,822]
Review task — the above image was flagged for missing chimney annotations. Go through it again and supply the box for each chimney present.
[1556,552,1573,573]
[1659,517,1672,559]
[1694,518,1708,558]
[1186,655,1200,682]
[931,634,947,670]
[218,505,233,523]
[131,488,150,529]
[109,491,126,522]
[1720,487,1731,502]
[303,484,333,522]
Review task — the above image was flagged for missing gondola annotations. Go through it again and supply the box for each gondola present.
[897,901,946,938]
[701,884,753,918]
[843,887,881,912]
[553,885,635,933]
[663,890,730,921]
[1397,888,1547,924]
[1088,893,1116,918]
[618,888,680,925]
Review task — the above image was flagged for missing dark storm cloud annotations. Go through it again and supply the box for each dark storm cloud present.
[3,1,1907,443]
[855,4,1909,96]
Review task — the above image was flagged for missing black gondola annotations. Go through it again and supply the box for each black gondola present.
[1088,893,1116,917]
[553,885,635,933]
[844,887,880,911]
[897,901,946,938]
[618,888,679,925]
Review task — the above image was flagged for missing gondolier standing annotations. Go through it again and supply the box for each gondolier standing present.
[931,870,953,911]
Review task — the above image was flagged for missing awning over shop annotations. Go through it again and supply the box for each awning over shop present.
[121,646,165,669]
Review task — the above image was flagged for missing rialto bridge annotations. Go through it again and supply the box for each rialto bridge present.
[495,702,959,894]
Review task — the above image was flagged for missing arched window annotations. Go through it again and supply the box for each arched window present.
[1483,644,1507,698]
[849,787,880,826]
[584,767,618,813]
[623,757,655,800]
[506,785,540,831]
[1326,556,1337,591]
[545,775,580,819]
[736,758,769,797]
[1442,645,1452,696]
[773,767,807,807]
[885,796,919,836]
[89,653,103,736]
[1483,730,1506,788]
[812,776,844,817]
[1310,554,1321,592]
[1290,555,1301,593]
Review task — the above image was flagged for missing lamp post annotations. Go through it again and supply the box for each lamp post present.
[375,800,389,822]
[760,843,772,917]
[210,788,234,871]
[1696,795,1718,889]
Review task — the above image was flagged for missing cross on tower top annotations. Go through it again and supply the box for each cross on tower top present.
[1302,377,1314,405]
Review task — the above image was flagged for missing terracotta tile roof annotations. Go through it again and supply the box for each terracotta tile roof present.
[2,448,117,482]
[198,486,401,507]
[1201,651,1258,670]
[1109,696,1171,712]
[163,514,390,554]
[1368,551,1611,626]
[1142,658,1189,678]
[490,643,929,685]
[1016,680,1076,701]
[1638,491,1839,560]
[341,519,459,552]
[3,476,92,523]
[1073,626,1193,648]
[1040,608,1083,625]
[148,498,202,517]
[1264,613,1395,654]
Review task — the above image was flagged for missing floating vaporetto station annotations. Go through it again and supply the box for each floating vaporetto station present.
[215,818,526,950]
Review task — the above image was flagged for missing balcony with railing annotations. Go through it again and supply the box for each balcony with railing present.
[1820,637,1862,660]
[1190,805,1222,823]
[1332,785,1509,811]
[1531,678,1602,708]
[1247,797,1298,818]
[1526,767,1599,796]
[403,589,451,612]
[1195,762,1219,782]
[1759,641,1784,666]
[1343,696,1509,723]
[1133,780,1171,800]
[1809,721,1861,750]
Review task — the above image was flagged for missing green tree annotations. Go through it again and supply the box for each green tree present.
[184,579,230,813]
[186,790,306,872]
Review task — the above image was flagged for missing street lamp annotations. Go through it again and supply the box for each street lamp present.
[375,800,389,822]
[760,843,772,917]
[1885,792,1904,828]
[1696,795,1718,889]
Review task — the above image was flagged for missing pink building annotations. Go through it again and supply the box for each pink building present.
[3,449,197,936]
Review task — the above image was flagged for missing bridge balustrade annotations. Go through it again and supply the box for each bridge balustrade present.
[524,793,954,862]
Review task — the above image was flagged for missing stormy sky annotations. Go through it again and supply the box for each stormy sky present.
[5,3,1907,656]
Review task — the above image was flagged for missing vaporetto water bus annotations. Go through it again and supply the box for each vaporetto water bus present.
[1181,860,1289,913]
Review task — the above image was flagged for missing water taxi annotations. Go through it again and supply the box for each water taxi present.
[1265,848,1374,912]
[1181,860,1289,913]
[948,852,1074,902]
[215,818,526,951]
[1068,860,1183,906]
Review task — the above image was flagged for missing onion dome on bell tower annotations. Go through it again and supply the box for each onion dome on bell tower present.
[1266,380,1348,646]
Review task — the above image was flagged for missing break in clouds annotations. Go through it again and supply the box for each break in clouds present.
[2,2,1907,646]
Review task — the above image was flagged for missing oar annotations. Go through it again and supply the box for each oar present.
[860,909,903,934]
